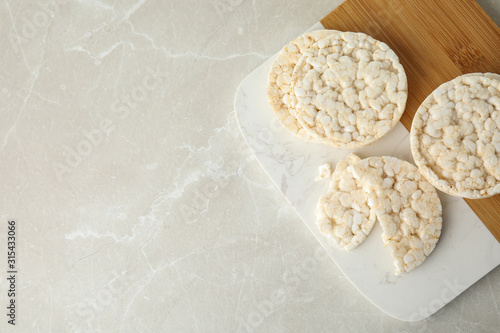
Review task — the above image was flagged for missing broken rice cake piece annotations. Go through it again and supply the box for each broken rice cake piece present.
[348,156,443,274]
[316,154,377,251]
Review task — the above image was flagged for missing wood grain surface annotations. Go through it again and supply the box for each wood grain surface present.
[321,0,500,242]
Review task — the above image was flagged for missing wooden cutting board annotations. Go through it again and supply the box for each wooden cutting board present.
[321,0,500,242]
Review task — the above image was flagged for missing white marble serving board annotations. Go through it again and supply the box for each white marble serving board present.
[233,22,500,322]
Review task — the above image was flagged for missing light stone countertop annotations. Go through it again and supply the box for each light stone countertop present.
[1,0,499,332]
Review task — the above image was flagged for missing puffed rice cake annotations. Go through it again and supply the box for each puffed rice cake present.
[267,30,338,140]
[410,73,500,198]
[292,31,408,148]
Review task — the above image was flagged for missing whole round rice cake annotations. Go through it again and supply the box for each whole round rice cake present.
[410,73,500,199]
[267,30,337,140]
[348,156,442,274]
[291,31,408,148]
[316,154,377,251]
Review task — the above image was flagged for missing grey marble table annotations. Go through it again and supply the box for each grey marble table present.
[1,0,499,332]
